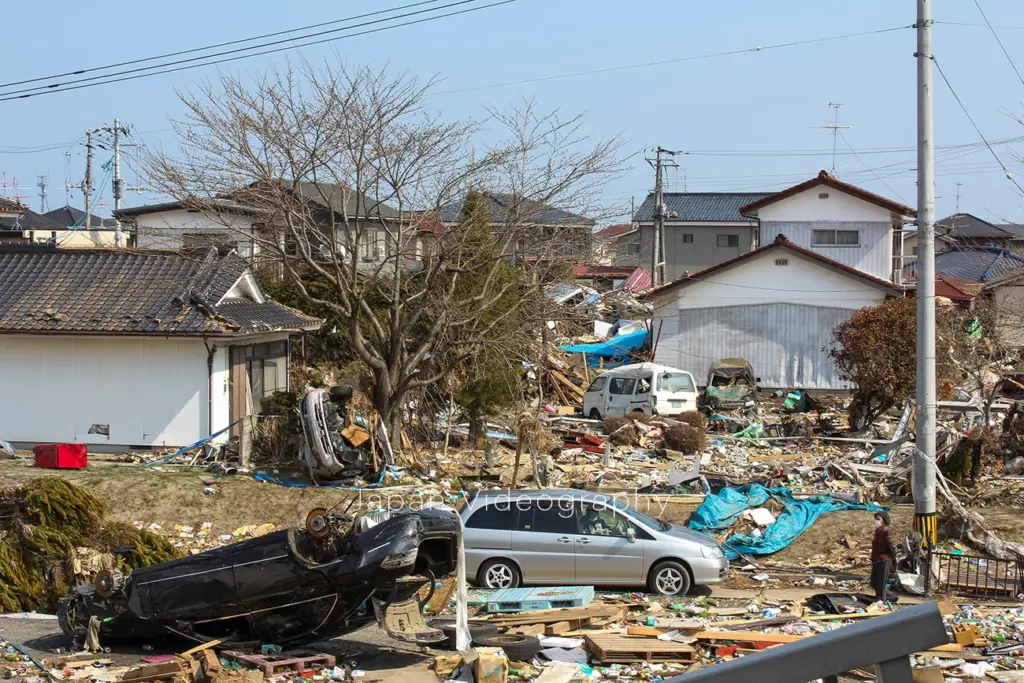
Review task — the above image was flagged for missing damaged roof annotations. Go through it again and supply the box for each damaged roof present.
[904,247,1024,284]
[0,245,321,336]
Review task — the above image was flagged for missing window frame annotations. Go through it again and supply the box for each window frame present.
[717,234,739,248]
[609,377,637,396]
[586,376,608,393]
[466,502,516,531]
[682,234,694,244]
[812,229,861,247]
[626,241,641,257]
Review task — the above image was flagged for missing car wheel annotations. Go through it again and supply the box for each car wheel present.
[471,633,541,660]
[589,408,602,420]
[648,560,692,597]
[428,617,499,650]
[478,559,521,589]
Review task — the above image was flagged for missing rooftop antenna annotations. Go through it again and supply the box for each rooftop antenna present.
[816,102,852,175]
[955,182,963,212]
[37,175,49,213]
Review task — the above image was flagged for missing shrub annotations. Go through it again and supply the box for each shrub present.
[674,410,708,431]
[603,416,638,447]
[664,424,706,454]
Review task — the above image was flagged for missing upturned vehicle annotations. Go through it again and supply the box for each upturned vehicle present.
[58,507,459,647]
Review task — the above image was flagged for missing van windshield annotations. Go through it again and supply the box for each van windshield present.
[658,373,695,393]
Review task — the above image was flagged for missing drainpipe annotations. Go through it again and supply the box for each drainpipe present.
[204,340,217,436]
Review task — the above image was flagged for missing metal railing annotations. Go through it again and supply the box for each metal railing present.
[664,602,948,683]
[927,550,1023,599]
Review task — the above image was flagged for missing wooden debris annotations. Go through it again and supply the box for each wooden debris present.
[585,633,696,664]
[120,661,185,683]
[693,630,804,644]
[626,626,666,637]
[544,621,572,636]
[179,639,223,657]
[486,604,626,628]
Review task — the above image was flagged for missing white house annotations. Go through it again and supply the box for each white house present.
[649,235,904,390]
[0,245,321,450]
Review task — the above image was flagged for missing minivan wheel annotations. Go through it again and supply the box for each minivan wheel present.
[589,408,602,420]
[479,559,521,589]
[648,560,692,596]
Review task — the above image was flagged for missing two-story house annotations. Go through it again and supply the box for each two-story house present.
[636,171,915,283]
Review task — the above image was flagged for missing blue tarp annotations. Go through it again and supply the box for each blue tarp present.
[560,329,648,366]
[688,483,883,560]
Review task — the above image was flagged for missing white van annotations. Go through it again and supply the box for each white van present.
[582,362,699,420]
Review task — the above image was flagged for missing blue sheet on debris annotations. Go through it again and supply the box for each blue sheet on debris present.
[560,329,648,365]
[688,483,883,560]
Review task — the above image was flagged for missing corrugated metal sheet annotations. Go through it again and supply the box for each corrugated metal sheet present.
[760,221,892,282]
[635,192,772,222]
[654,303,855,390]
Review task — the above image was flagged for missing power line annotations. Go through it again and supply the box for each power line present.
[837,131,909,204]
[970,0,1024,89]
[0,0,444,91]
[0,0,516,102]
[433,25,912,95]
[931,56,1024,195]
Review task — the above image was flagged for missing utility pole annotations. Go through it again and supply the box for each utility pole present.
[37,175,48,213]
[915,0,938,547]
[81,130,95,230]
[955,182,963,212]
[647,146,679,286]
[112,118,125,247]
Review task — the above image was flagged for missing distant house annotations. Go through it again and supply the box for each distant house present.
[636,172,915,283]
[593,223,640,268]
[44,205,118,229]
[0,208,64,242]
[902,247,1024,284]
[933,213,1018,250]
[647,235,904,390]
[0,197,24,219]
[436,192,594,262]
[0,203,129,248]
[0,245,320,450]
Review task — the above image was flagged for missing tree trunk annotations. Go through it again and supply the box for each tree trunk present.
[511,438,523,487]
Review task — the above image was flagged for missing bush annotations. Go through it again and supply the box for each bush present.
[603,416,638,447]
[663,424,706,454]
[674,410,708,431]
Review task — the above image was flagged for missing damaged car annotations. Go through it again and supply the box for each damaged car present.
[301,385,371,479]
[700,358,760,413]
[58,506,459,648]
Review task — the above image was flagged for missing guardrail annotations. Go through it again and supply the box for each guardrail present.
[927,550,1023,599]
[663,602,948,683]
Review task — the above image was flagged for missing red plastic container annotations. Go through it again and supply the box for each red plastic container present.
[33,443,88,469]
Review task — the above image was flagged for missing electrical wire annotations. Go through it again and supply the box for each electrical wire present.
[0,0,517,102]
[970,0,1024,89]
[931,56,1024,196]
[432,25,912,95]
[0,0,444,90]
[836,131,909,204]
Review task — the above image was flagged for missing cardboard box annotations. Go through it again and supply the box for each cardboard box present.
[912,667,945,683]
[473,647,508,683]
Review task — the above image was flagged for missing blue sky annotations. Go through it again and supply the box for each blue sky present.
[3,0,1024,226]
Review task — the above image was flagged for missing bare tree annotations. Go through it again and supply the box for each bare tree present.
[146,60,623,440]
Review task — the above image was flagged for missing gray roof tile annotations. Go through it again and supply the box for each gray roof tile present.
[903,247,1024,283]
[634,192,773,222]
[936,213,1016,239]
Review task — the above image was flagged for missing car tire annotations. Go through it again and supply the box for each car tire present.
[589,408,602,420]
[648,560,692,597]
[478,559,521,589]
[471,633,541,661]
[428,617,499,650]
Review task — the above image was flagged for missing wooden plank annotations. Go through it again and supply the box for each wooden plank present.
[585,633,695,664]
[61,659,114,669]
[545,621,572,636]
[551,371,586,399]
[509,624,546,637]
[179,639,223,657]
[747,452,813,463]
[626,626,666,637]
[487,604,625,626]
[693,630,804,644]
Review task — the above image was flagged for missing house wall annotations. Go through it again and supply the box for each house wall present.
[25,230,124,248]
[651,249,889,389]
[994,284,1024,346]
[639,223,758,283]
[0,336,224,449]
[134,209,259,259]
[595,232,640,268]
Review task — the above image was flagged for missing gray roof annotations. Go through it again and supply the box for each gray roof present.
[902,247,1024,283]
[0,210,65,232]
[290,181,402,220]
[634,192,773,222]
[44,205,118,229]
[936,213,1016,240]
[996,223,1024,237]
[0,245,321,336]
[438,193,593,226]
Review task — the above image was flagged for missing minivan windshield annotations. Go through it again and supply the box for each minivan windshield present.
[612,499,670,531]
[658,372,695,393]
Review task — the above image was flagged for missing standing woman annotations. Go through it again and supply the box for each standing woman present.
[870,511,896,601]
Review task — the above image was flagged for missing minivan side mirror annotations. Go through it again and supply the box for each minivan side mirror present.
[626,527,637,543]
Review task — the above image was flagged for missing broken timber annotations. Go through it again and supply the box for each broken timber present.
[485,604,626,629]
[585,634,695,663]
[221,650,336,677]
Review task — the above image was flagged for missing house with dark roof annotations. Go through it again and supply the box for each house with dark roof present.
[646,235,905,390]
[0,196,25,219]
[44,205,119,229]
[593,223,641,268]
[0,245,321,450]
[434,192,595,261]
[901,246,1024,285]
[636,171,916,283]
[932,213,1018,249]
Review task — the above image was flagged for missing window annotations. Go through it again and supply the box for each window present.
[586,376,608,393]
[579,504,634,538]
[183,232,238,250]
[466,503,515,530]
[813,229,860,247]
[609,377,637,395]
[717,234,739,248]
[635,375,652,395]
[912,246,919,256]
[244,341,289,410]
[532,506,578,535]
[682,234,694,244]
[658,372,695,392]
[626,241,640,257]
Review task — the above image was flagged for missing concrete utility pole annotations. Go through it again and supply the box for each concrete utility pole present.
[112,118,125,247]
[648,147,679,286]
[915,0,938,546]
[82,131,95,230]
[37,175,48,213]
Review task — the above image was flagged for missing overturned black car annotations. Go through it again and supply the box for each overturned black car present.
[58,507,459,647]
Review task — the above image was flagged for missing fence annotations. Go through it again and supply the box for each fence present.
[663,602,948,683]
[927,550,1024,599]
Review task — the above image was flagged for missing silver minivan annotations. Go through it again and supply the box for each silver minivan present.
[461,490,728,596]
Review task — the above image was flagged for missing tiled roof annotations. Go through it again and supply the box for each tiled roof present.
[935,275,983,302]
[44,205,118,229]
[0,210,65,231]
[0,246,321,336]
[438,192,593,226]
[903,247,1024,283]
[996,223,1024,237]
[647,234,904,299]
[596,223,635,239]
[936,213,1016,239]
[634,193,772,222]
[0,196,25,213]
[740,171,916,217]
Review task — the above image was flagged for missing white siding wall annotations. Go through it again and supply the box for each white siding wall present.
[757,188,893,223]
[0,336,223,449]
[134,209,258,259]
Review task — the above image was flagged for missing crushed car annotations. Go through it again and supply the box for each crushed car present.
[58,506,459,647]
[700,358,760,413]
[301,385,372,480]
